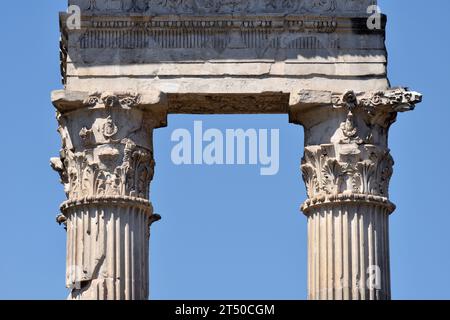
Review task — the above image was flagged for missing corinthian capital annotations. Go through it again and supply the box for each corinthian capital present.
[290,88,422,213]
[50,90,168,202]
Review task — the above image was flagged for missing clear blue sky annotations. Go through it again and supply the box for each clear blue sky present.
[0,0,448,300]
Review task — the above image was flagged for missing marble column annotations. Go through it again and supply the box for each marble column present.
[290,88,422,300]
[51,90,167,300]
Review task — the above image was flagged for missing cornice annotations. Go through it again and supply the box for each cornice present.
[61,13,384,35]
[289,88,422,125]
[51,90,168,117]
[290,88,422,109]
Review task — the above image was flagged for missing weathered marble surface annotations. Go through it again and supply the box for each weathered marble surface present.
[61,0,386,95]
[51,90,166,299]
[289,88,422,299]
[52,0,423,301]
[69,0,376,15]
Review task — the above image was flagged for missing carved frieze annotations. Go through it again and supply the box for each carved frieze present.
[76,17,341,53]
[62,1,384,81]
[70,0,375,15]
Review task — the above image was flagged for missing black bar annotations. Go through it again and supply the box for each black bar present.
[0,300,446,319]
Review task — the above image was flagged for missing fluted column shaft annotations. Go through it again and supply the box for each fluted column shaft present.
[51,90,167,300]
[306,200,391,300]
[290,88,422,300]
[62,197,157,300]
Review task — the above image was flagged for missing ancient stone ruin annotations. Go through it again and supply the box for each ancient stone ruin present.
[51,0,422,300]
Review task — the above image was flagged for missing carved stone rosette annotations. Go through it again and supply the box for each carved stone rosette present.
[51,90,167,300]
[290,88,422,300]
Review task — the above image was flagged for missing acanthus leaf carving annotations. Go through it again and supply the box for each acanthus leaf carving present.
[301,143,395,201]
[321,158,343,195]
[377,151,394,196]
[119,138,154,199]
[53,140,154,201]
[52,93,156,202]
[301,162,318,199]
[354,160,376,194]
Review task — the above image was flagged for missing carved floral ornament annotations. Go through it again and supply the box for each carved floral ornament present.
[51,91,160,206]
[300,144,397,213]
[51,138,155,201]
[301,144,394,199]
[52,128,156,227]
[74,0,371,14]
[330,88,422,141]
[83,92,141,109]
[298,88,422,213]
[331,88,423,113]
